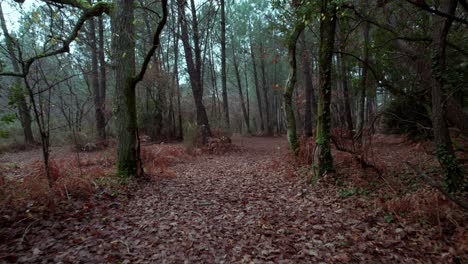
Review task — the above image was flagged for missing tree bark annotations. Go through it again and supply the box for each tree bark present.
[232,42,251,135]
[314,0,337,177]
[338,51,354,133]
[284,22,304,155]
[249,29,265,133]
[220,0,230,131]
[113,0,139,176]
[98,15,107,139]
[88,17,106,141]
[356,0,369,142]
[260,41,273,135]
[430,0,463,192]
[301,31,315,138]
[113,0,168,176]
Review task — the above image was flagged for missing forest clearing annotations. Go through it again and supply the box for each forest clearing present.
[0,0,467,263]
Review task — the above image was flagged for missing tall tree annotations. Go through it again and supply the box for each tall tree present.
[113,0,168,176]
[88,17,106,141]
[249,24,265,133]
[355,0,369,142]
[301,31,315,138]
[178,0,212,144]
[430,0,463,192]
[259,41,273,135]
[98,15,107,140]
[314,0,337,177]
[220,0,230,131]
[232,40,251,134]
[283,17,305,155]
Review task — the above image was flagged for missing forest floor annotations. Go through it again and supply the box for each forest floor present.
[0,136,466,263]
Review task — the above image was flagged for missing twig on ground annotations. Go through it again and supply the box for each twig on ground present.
[18,220,38,246]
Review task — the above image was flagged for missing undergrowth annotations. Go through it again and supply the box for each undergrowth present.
[0,141,216,222]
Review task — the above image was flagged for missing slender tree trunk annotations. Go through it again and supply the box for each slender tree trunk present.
[260,41,272,135]
[249,31,264,133]
[89,17,106,141]
[336,23,353,133]
[244,57,250,124]
[338,51,353,133]
[284,22,304,155]
[431,0,463,192]
[98,15,107,139]
[178,0,211,143]
[169,1,183,139]
[301,31,315,138]
[356,0,369,142]
[0,4,35,144]
[314,0,337,177]
[220,0,230,130]
[232,43,251,134]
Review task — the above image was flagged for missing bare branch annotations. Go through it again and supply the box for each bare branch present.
[133,0,168,84]
[0,1,112,77]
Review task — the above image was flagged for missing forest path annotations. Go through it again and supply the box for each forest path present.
[2,137,453,263]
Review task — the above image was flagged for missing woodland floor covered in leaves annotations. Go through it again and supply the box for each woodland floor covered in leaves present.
[0,136,467,263]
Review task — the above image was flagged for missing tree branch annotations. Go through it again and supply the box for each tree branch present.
[133,0,168,84]
[0,1,112,77]
[405,0,468,25]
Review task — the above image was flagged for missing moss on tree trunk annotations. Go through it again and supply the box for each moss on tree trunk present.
[314,0,337,177]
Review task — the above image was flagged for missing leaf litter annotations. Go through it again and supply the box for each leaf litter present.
[0,136,466,263]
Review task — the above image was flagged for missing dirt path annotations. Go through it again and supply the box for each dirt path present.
[0,137,460,263]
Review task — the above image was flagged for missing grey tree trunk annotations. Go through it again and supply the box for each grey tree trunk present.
[249,31,265,133]
[88,17,106,141]
[301,32,315,138]
[98,16,107,139]
[232,43,251,134]
[355,0,369,142]
[220,0,230,131]
[338,51,354,133]
[284,22,304,155]
[259,41,273,135]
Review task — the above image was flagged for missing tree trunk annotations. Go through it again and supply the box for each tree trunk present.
[356,0,369,142]
[431,0,463,192]
[89,17,106,141]
[232,42,251,134]
[338,51,354,133]
[284,22,304,155]
[0,4,35,144]
[249,31,265,133]
[244,57,250,125]
[314,0,337,177]
[178,0,211,144]
[301,31,315,138]
[98,15,107,139]
[260,41,272,135]
[113,0,139,176]
[220,0,230,131]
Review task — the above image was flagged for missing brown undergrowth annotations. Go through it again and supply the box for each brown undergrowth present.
[0,144,191,222]
[288,131,467,260]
